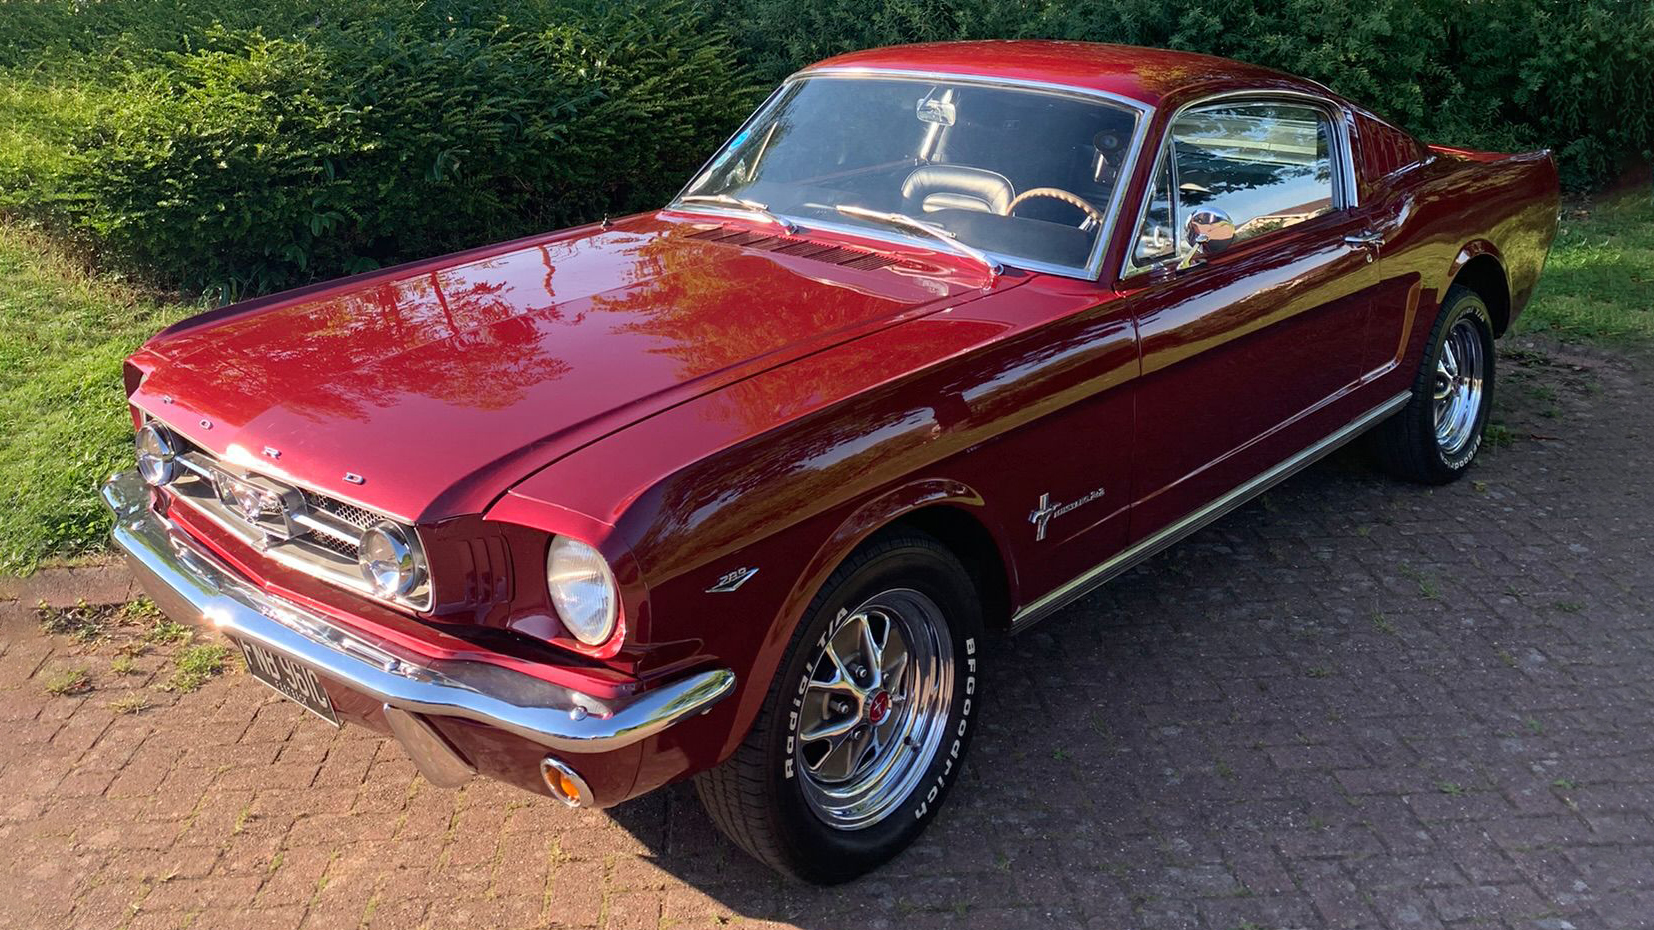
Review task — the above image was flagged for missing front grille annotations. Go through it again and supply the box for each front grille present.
[157,429,430,610]
[301,490,381,533]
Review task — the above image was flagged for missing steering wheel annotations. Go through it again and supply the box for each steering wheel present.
[1004,187,1107,228]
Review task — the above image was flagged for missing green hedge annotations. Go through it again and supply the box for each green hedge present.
[0,0,754,297]
[1,0,1649,298]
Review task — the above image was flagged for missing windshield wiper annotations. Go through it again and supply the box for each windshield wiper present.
[834,205,1001,281]
[677,194,797,234]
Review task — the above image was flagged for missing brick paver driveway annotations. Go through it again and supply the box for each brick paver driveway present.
[3,339,1651,930]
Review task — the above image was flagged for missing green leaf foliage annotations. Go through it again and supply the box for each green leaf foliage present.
[0,0,1649,296]
[0,0,756,297]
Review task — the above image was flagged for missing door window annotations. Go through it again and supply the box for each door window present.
[1129,101,1338,271]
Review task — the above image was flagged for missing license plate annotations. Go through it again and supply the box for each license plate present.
[233,636,340,725]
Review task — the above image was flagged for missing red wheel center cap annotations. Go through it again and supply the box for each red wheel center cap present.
[866,690,891,725]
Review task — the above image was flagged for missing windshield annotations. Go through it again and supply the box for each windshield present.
[676,74,1143,276]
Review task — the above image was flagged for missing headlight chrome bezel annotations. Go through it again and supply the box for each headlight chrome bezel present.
[135,422,179,486]
[357,521,426,599]
[545,536,620,648]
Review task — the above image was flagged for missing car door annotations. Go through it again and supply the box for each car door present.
[1117,96,1386,537]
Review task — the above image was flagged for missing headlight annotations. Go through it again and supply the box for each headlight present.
[135,423,178,486]
[545,536,618,646]
[358,522,423,598]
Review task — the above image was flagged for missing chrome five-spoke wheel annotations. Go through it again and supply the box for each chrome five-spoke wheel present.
[1373,285,1495,484]
[694,532,980,883]
[1433,315,1486,458]
[794,589,954,830]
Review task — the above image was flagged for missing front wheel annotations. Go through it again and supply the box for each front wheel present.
[1373,285,1497,484]
[693,532,981,883]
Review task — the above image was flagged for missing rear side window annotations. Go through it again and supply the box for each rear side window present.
[1356,112,1426,196]
[1129,101,1339,271]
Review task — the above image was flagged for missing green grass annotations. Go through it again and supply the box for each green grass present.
[0,224,195,572]
[1517,191,1654,344]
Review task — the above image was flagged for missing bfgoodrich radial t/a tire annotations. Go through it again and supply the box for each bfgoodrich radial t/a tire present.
[693,531,982,883]
[1374,285,1497,484]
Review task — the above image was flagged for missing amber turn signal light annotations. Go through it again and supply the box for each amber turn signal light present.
[540,756,592,808]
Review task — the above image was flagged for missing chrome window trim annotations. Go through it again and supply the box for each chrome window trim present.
[672,67,1157,283]
[1119,89,1362,280]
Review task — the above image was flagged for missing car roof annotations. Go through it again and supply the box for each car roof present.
[802,41,1322,109]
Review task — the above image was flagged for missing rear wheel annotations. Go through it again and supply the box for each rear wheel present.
[1374,285,1496,484]
[693,531,981,883]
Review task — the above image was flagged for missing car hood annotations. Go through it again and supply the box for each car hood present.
[130,215,987,521]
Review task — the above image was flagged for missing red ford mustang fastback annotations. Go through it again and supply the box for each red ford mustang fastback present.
[104,41,1559,881]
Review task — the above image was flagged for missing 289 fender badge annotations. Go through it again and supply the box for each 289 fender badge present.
[1029,487,1106,542]
[707,566,759,593]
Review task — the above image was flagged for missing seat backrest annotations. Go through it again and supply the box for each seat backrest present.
[900,165,1015,216]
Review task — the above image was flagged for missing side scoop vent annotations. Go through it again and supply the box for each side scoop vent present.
[685,225,900,271]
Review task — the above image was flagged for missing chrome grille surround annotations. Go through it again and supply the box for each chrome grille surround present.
[150,424,432,612]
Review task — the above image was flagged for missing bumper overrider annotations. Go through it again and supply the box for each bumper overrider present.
[101,469,734,805]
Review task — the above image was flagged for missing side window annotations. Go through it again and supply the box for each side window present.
[1132,149,1177,266]
[1130,101,1338,271]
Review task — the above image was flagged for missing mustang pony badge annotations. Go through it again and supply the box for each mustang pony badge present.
[1029,487,1106,542]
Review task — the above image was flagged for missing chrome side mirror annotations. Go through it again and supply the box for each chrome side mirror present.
[1177,208,1236,270]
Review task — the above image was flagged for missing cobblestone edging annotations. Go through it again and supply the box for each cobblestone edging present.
[0,560,138,630]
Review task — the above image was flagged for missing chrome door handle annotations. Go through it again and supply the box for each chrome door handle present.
[1344,230,1382,261]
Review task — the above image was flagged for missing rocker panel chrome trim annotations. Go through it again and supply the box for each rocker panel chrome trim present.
[1010,391,1410,633]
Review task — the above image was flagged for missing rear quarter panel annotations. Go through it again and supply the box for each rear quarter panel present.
[1359,142,1559,389]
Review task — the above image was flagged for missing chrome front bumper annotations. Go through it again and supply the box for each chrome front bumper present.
[101,470,734,784]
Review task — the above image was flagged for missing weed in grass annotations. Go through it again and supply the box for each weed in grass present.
[1552,778,1576,791]
[166,643,230,693]
[1526,717,1544,735]
[108,694,149,715]
[1554,601,1585,613]
[1472,480,1489,493]
[38,598,114,642]
[1215,759,1236,780]
[1496,648,1517,668]
[144,616,193,646]
[1483,423,1517,449]
[1306,666,1332,679]
[110,655,139,675]
[1052,747,1071,762]
[1437,781,1466,796]
[122,598,164,623]
[43,665,92,695]
[1371,611,1399,636]
[1398,563,1441,599]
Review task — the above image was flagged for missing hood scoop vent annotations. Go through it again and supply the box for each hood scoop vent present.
[685,225,900,272]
